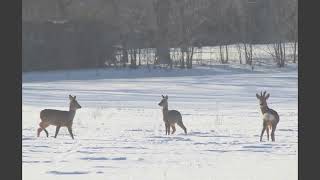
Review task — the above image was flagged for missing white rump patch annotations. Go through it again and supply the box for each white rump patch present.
[263,113,276,122]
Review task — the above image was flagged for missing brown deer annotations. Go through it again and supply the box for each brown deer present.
[37,95,82,139]
[256,91,279,142]
[158,95,187,135]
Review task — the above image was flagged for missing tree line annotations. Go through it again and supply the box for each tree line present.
[22,0,297,71]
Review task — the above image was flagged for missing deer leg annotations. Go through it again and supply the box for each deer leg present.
[171,124,176,134]
[165,123,169,135]
[43,128,49,137]
[67,127,74,140]
[167,124,170,135]
[271,124,277,142]
[266,126,270,141]
[165,123,167,135]
[37,128,42,137]
[38,122,49,137]
[177,121,187,134]
[54,126,61,138]
[260,122,267,142]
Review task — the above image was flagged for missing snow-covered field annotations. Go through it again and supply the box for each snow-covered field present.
[22,64,298,180]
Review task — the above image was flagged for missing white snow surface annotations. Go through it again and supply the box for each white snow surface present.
[23,64,298,180]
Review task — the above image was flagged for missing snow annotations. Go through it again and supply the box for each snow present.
[22,64,297,180]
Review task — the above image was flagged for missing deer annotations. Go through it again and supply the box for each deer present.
[158,95,187,135]
[37,95,82,139]
[256,91,280,142]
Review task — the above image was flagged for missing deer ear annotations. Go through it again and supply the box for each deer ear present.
[69,95,73,100]
[256,93,260,99]
[265,93,270,99]
[165,95,168,99]
[162,95,165,98]
[74,96,76,100]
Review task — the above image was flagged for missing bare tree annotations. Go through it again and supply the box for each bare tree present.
[169,0,206,68]
[242,1,257,66]
[285,0,298,63]
[154,0,172,67]
[269,0,295,67]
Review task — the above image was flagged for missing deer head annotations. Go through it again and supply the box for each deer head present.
[69,95,82,111]
[256,91,270,108]
[158,95,168,107]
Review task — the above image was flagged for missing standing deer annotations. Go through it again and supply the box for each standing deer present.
[256,91,279,142]
[37,95,82,139]
[158,95,187,135]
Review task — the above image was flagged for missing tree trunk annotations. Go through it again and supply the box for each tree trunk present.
[279,41,285,68]
[180,48,185,69]
[219,45,224,64]
[293,40,297,63]
[249,43,253,65]
[186,48,190,68]
[237,44,242,64]
[130,48,137,68]
[153,48,157,67]
[122,48,128,67]
[244,43,252,65]
[187,47,194,69]
[244,44,248,64]
[225,44,229,64]
[283,42,286,67]
[157,46,171,66]
[146,48,149,66]
[138,48,141,66]
[274,41,285,68]
[154,0,171,67]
